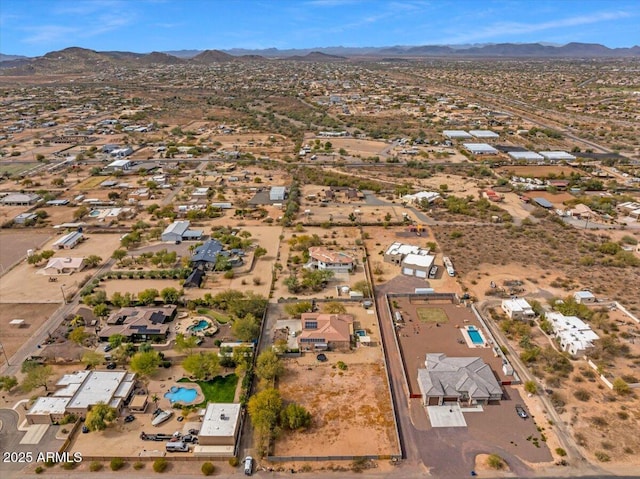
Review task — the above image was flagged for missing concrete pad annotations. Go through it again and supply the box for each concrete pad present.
[20,424,49,444]
[427,404,467,427]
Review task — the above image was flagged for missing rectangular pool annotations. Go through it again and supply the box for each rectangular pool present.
[467,327,484,345]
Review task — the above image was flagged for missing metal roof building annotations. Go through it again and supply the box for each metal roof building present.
[538,151,576,162]
[533,197,553,209]
[508,151,544,162]
[469,130,499,139]
[443,130,473,140]
[463,143,499,155]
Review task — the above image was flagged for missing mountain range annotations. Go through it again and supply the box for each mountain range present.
[1,43,639,74]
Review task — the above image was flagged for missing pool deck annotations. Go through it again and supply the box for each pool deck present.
[460,326,489,349]
[174,316,218,337]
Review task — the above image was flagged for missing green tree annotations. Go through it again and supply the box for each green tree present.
[108,334,126,349]
[255,349,284,382]
[81,351,104,369]
[231,314,260,341]
[129,351,161,377]
[74,206,89,220]
[160,287,181,304]
[254,246,267,258]
[175,333,199,355]
[613,378,631,395]
[322,301,346,314]
[111,249,127,265]
[93,303,109,319]
[247,388,282,452]
[40,250,54,260]
[301,269,334,292]
[111,292,133,307]
[138,288,159,305]
[21,365,53,392]
[524,380,537,394]
[84,255,102,268]
[68,326,88,345]
[280,403,311,430]
[284,301,312,318]
[0,375,18,391]
[85,402,117,431]
[182,352,220,380]
[233,346,254,377]
[351,280,371,298]
[201,462,215,476]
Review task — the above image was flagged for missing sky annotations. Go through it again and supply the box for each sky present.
[1,0,639,56]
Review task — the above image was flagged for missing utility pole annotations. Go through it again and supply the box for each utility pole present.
[0,340,10,366]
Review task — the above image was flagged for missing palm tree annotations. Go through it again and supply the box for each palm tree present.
[151,393,160,411]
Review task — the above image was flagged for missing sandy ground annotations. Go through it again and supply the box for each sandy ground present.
[275,353,398,457]
[0,230,52,271]
[313,137,390,157]
[0,233,120,303]
[0,303,60,360]
[496,165,582,177]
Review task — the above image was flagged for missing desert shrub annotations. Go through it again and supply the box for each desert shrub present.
[201,462,215,476]
[524,380,537,394]
[351,457,367,473]
[487,454,505,470]
[61,462,77,470]
[110,457,124,471]
[573,389,591,402]
[336,361,347,370]
[228,457,239,467]
[89,461,103,472]
[153,458,168,473]
[617,411,629,420]
[594,451,610,462]
[35,466,44,474]
[601,441,614,450]
[555,448,567,457]
[45,459,57,468]
[591,416,607,427]
[613,378,631,395]
[133,461,145,470]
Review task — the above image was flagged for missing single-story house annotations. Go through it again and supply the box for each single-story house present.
[191,239,224,270]
[417,353,503,407]
[193,403,241,457]
[26,370,136,424]
[161,220,203,242]
[400,253,435,278]
[41,257,85,275]
[184,268,205,288]
[401,191,440,205]
[105,159,132,171]
[384,242,430,266]
[52,231,83,249]
[98,305,177,342]
[297,313,354,351]
[546,312,599,356]
[269,186,286,201]
[1,193,41,206]
[573,291,596,304]
[304,247,355,273]
[14,212,38,224]
[501,298,535,320]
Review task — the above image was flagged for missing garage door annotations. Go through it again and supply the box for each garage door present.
[415,270,427,278]
[402,267,414,276]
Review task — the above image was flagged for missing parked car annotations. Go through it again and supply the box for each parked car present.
[182,434,198,444]
[82,425,89,434]
[316,353,327,362]
[428,265,438,279]
[106,362,117,370]
[244,456,253,476]
[124,415,135,423]
[515,404,528,419]
[103,344,113,352]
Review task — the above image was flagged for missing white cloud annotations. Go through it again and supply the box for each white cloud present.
[23,25,79,44]
[431,10,633,45]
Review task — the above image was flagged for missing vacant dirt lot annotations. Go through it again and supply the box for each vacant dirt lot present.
[0,230,52,271]
[0,303,60,359]
[497,165,581,178]
[275,353,398,457]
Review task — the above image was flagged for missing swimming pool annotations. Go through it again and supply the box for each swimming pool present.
[164,386,197,404]
[355,330,366,337]
[89,209,101,217]
[187,319,210,332]
[467,326,484,345]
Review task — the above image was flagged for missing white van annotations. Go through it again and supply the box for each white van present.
[166,441,188,452]
[244,456,253,476]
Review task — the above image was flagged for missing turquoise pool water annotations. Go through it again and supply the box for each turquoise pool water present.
[89,210,101,217]
[187,319,210,332]
[355,330,366,337]
[467,326,484,345]
[164,386,197,404]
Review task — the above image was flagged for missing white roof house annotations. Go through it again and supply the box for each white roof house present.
[41,257,85,275]
[269,186,286,201]
[106,159,132,170]
[161,220,202,242]
[402,191,440,205]
[198,403,241,447]
[546,312,599,356]
[469,130,499,139]
[538,151,576,162]
[26,370,136,424]
[463,143,499,155]
[443,130,473,140]
[385,242,429,258]
[508,151,545,162]
[573,291,596,304]
[502,298,535,320]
